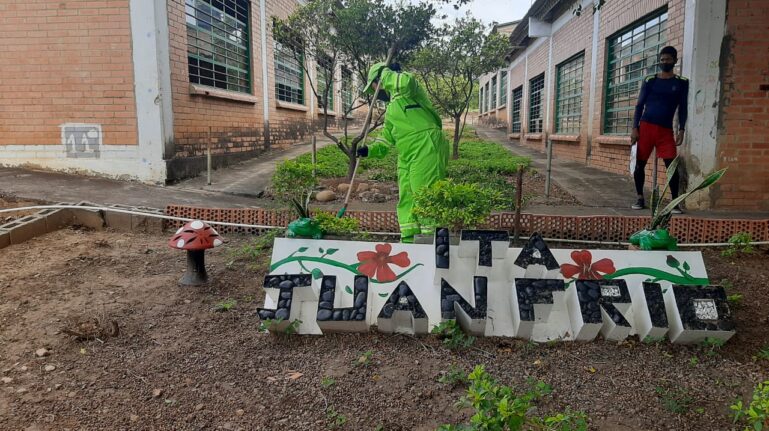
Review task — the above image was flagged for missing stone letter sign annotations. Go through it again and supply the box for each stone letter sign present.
[258,232,735,344]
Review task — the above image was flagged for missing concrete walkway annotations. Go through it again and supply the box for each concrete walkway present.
[0,126,764,219]
[172,135,337,198]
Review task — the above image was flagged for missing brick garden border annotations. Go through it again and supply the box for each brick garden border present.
[165,205,769,244]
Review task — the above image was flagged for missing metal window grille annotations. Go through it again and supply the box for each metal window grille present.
[511,86,523,133]
[528,74,545,133]
[316,55,334,110]
[479,87,484,113]
[186,0,251,93]
[485,82,491,112]
[274,34,304,105]
[604,9,668,135]
[500,71,508,106]
[490,76,497,110]
[341,68,353,113]
[555,53,585,134]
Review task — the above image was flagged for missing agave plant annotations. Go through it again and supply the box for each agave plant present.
[648,157,727,230]
[630,157,726,250]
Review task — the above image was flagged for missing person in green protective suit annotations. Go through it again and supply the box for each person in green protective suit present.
[357,62,449,243]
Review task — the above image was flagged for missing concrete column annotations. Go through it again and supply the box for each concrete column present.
[129,0,173,183]
[259,0,271,149]
[680,0,727,209]
[585,5,601,159]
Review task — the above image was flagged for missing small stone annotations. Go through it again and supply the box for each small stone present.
[314,190,336,202]
[318,301,333,310]
[357,183,370,192]
[152,388,163,398]
[16,387,27,394]
[275,308,289,320]
[54,384,62,390]
[1,377,12,384]
[44,365,56,372]
[130,415,139,422]
[235,409,245,417]
[35,348,49,358]
[354,292,366,308]
[317,309,332,321]
[67,391,76,398]
[337,183,350,193]
[20,366,28,372]
[195,404,204,411]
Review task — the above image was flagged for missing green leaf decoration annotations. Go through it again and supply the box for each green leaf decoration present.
[345,285,353,294]
[378,292,390,298]
[326,248,339,255]
[297,247,308,253]
[666,255,680,268]
[683,261,690,271]
[319,247,324,253]
[311,268,323,279]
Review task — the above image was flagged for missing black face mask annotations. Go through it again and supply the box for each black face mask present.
[659,62,675,72]
[376,91,390,102]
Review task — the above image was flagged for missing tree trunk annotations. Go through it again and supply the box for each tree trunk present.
[347,149,357,180]
[452,115,461,160]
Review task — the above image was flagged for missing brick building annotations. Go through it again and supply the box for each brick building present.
[0,0,362,183]
[479,0,769,211]
[478,20,519,129]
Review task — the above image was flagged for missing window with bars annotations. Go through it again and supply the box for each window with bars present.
[485,82,491,112]
[528,74,545,133]
[604,9,668,135]
[511,86,523,133]
[500,71,507,107]
[186,0,251,93]
[274,31,304,105]
[316,54,334,110]
[490,76,497,110]
[341,68,353,113]
[555,53,585,134]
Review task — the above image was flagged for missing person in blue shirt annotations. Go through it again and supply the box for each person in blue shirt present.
[630,46,689,213]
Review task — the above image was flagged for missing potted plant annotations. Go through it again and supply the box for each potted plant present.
[629,157,727,250]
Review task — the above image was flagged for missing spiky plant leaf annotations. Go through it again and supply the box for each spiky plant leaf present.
[650,168,727,229]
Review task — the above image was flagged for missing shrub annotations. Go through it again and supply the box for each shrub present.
[413,179,506,233]
[431,320,475,350]
[730,380,769,430]
[314,210,360,236]
[439,365,588,431]
[270,160,317,217]
[722,232,755,257]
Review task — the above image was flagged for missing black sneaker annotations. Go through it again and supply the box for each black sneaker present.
[631,199,645,210]
[671,205,684,214]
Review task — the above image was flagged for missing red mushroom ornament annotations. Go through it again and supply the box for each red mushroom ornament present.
[168,220,223,285]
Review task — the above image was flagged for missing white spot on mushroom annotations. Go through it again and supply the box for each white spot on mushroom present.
[213,238,223,247]
[190,220,204,230]
[176,239,185,248]
[176,227,183,234]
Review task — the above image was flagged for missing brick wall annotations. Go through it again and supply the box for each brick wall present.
[713,0,769,210]
[0,0,137,147]
[166,0,359,177]
[589,0,685,191]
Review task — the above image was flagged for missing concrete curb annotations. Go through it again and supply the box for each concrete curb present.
[0,202,165,250]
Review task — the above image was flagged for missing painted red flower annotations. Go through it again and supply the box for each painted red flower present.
[560,250,616,280]
[356,243,410,282]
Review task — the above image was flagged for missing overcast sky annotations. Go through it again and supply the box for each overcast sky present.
[435,0,531,27]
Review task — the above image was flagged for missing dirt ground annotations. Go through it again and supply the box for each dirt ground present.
[0,194,43,225]
[1,227,767,431]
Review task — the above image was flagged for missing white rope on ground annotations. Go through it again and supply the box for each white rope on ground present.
[1,205,767,247]
[0,205,398,236]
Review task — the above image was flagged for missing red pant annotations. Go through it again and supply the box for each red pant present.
[637,121,676,160]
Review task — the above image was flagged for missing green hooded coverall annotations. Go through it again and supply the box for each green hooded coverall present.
[363,63,449,243]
